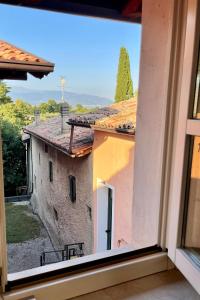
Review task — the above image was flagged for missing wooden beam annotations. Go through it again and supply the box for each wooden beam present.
[0,70,27,80]
[122,0,142,17]
[0,0,141,23]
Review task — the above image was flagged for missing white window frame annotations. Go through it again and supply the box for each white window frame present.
[167,0,200,294]
[0,0,185,298]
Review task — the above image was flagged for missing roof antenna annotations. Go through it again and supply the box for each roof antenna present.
[60,76,66,103]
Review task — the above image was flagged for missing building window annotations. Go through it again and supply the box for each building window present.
[87,205,92,220]
[49,161,53,182]
[44,143,48,153]
[34,175,37,190]
[53,207,58,221]
[39,152,40,164]
[69,175,76,202]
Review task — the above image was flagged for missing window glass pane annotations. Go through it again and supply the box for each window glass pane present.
[193,48,200,118]
[183,136,200,266]
[0,2,162,277]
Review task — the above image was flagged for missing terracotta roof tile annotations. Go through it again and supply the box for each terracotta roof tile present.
[24,98,137,157]
[94,98,137,134]
[0,40,52,66]
[24,115,93,157]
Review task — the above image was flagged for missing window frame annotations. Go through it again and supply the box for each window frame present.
[0,0,182,297]
[166,0,200,294]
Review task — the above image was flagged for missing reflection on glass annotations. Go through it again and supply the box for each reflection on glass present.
[184,136,200,266]
[193,50,200,118]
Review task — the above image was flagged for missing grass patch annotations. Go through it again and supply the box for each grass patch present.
[6,203,41,243]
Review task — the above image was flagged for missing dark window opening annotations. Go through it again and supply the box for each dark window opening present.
[87,205,92,220]
[53,207,58,221]
[34,175,37,190]
[69,175,76,202]
[44,143,48,153]
[49,161,53,182]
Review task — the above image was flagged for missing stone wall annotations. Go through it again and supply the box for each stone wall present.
[30,136,93,255]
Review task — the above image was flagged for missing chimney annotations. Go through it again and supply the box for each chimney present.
[60,102,70,133]
[34,109,40,125]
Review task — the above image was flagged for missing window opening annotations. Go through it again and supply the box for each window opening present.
[44,143,48,153]
[0,1,164,283]
[53,207,58,221]
[49,161,53,182]
[69,175,76,202]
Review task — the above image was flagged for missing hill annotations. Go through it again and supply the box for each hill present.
[9,86,113,107]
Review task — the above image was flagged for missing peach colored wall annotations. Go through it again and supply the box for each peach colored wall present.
[93,130,135,251]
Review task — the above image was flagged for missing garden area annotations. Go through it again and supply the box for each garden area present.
[6,201,55,273]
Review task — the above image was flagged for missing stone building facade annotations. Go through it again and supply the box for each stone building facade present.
[30,137,93,254]
[25,112,94,255]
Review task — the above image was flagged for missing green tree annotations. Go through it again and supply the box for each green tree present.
[39,99,61,114]
[1,120,26,196]
[115,47,134,102]
[0,99,33,128]
[0,81,12,104]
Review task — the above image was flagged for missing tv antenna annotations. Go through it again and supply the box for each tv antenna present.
[60,76,66,103]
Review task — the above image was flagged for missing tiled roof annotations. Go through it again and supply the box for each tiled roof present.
[0,40,54,80]
[24,98,137,157]
[68,98,137,134]
[24,115,93,158]
[94,98,137,134]
[68,107,118,127]
[0,40,52,65]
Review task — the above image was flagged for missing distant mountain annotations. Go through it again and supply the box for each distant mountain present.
[9,86,113,107]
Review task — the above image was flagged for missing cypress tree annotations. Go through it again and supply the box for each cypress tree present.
[115,47,133,102]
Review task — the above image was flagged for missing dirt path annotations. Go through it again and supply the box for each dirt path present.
[7,201,56,273]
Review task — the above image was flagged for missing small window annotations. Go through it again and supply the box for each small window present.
[87,205,92,220]
[69,175,76,202]
[53,207,58,221]
[44,143,48,153]
[39,152,40,164]
[34,175,37,190]
[49,161,53,182]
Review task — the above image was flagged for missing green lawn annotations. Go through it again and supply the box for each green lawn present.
[6,203,41,243]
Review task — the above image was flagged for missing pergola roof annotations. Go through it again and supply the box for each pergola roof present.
[0,40,54,80]
[0,0,142,23]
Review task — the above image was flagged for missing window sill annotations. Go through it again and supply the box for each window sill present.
[4,252,168,300]
[7,245,160,288]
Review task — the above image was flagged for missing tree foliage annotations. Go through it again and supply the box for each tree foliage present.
[0,81,12,104]
[71,103,94,114]
[38,99,61,114]
[1,120,26,196]
[0,99,34,128]
[115,47,134,102]
[0,98,33,196]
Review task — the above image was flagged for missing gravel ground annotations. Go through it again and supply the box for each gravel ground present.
[7,201,56,273]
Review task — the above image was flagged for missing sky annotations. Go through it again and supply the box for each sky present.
[0,4,141,100]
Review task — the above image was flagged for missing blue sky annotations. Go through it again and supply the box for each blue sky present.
[0,4,141,100]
